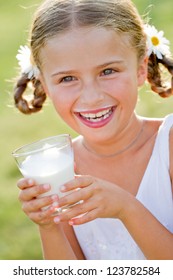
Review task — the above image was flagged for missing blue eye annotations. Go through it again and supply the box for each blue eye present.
[102,69,115,76]
[61,76,75,83]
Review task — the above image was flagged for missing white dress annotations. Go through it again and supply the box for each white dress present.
[73,114,173,259]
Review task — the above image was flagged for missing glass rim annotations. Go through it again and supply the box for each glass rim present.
[12,134,71,158]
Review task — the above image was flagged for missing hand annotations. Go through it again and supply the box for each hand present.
[53,175,131,226]
[17,178,59,228]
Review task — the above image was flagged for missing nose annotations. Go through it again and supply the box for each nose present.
[80,79,104,106]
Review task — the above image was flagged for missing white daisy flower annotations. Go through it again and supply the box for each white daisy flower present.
[16,45,40,79]
[144,25,170,59]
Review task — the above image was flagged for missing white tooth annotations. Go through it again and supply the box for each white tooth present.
[94,109,109,118]
[80,108,111,119]
[85,113,90,118]
[101,109,107,115]
[81,113,88,118]
[88,113,96,118]
[80,113,90,118]
[103,113,110,119]
[96,112,103,118]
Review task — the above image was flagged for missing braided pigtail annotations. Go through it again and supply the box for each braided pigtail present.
[14,45,46,114]
[145,25,173,98]
[14,74,46,114]
[147,54,173,98]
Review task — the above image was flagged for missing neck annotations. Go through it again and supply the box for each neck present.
[82,120,144,158]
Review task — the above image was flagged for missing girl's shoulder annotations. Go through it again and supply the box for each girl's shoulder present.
[142,114,173,127]
[141,115,163,127]
[140,114,173,139]
[141,114,173,148]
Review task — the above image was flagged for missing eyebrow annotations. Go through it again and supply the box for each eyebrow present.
[97,60,124,69]
[51,70,76,77]
[51,60,124,77]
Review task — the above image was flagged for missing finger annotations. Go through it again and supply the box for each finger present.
[18,184,51,202]
[58,185,92,208]
[28,206,55,224]
[22,194,59,213]
[69,209,99,225]
[54,199,96,224]
[17,178,35,190]
[62,175,95,192]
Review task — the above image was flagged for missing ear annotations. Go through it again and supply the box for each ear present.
[137,56,148,87]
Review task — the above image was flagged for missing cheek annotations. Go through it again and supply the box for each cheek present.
[47,85,73,109]
[41,77,77,122]
[103,75,137,99]
[51,97,74,129]
[49,90,76,126]
[51,95,71,114]
[111,76,138,110]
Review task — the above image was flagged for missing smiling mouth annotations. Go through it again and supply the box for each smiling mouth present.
[80,107,114,122]
[74,106,116,127]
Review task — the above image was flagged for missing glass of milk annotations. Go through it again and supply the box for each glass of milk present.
[12,134,74,213]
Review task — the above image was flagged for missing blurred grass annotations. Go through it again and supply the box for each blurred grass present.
[0,0,173,259]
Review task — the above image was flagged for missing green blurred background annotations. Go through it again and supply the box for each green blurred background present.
[0,0,173,259]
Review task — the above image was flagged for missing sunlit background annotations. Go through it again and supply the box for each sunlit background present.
[0,0,173,259]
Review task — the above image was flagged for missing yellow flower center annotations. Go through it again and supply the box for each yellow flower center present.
[151,36,160,46]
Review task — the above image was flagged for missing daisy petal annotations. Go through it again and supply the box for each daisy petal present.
[16,45,40,79]
[144,24,170,59]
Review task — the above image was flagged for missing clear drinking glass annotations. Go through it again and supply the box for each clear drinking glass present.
[12,134,74,213]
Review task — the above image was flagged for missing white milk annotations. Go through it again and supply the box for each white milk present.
[20,146,74,198]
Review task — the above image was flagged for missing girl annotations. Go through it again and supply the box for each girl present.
[14,0,173,259]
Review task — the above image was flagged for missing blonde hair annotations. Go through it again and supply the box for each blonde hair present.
[14,0,173,114]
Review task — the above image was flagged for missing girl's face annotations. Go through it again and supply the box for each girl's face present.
[40,27,147,143]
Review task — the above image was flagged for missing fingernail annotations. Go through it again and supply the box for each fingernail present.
[60,185,66,192]
[43,184,50,190]
[52,201,59,207]
[54,216,60,223]
[28,179,34,186]
[51,194,59,201]
[69,220,74,226]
